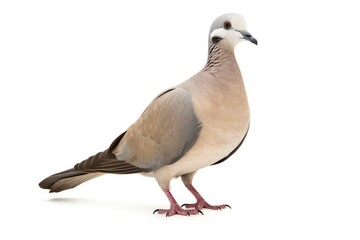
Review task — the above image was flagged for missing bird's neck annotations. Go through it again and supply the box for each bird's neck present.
[201,42,243,88]
[203,42,240,78]
[180,41,246,98]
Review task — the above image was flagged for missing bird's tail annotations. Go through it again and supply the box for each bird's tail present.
[39,168,103,193]
[39,132,149,193]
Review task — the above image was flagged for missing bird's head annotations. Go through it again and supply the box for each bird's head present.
[209,13,257,49]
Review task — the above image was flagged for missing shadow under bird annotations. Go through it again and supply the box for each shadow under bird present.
[39,13,257,217]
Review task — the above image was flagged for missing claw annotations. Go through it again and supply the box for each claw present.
[181,204,186,208]
[153,209,159,214]
[225,204,232,209]
[198,210,204,215]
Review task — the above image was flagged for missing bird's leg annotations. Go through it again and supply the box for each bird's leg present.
[153,189,203,217]
[182,184,231,210]
[181,173,231,211]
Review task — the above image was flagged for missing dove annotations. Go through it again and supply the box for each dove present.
[39,13,257,217]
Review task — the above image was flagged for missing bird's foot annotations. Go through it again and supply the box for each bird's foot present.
[182,199,231,211]
[153,203,203,217]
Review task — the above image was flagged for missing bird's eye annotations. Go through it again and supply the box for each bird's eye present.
[223,21,232,30]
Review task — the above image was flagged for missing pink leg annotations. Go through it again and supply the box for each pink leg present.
[153,189,203,217]
[182,184,231,210]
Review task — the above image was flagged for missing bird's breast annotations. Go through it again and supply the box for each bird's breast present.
[191,77,250,146]
[169,81,250,174]
[195,94,250,161]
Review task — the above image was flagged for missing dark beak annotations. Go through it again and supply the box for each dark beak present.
[239,30,258,45]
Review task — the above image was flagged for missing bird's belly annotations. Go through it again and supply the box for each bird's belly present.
[143,119,249,180]
[163,116,249,176]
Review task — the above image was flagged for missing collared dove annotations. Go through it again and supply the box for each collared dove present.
[39,13,257,217]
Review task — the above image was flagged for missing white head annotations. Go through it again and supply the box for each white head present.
[209,13,257,49]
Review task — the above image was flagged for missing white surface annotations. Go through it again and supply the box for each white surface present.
[1,0,359,239]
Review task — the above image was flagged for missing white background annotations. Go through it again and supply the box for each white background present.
[1,0,359,239]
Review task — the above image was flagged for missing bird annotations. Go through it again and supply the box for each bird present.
[39,13,257,217]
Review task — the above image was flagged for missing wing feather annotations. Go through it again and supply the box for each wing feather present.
[113,88,201,171]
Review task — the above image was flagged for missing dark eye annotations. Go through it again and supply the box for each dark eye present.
[223,21,231,30]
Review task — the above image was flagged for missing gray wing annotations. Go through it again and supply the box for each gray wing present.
[112,88,202,171]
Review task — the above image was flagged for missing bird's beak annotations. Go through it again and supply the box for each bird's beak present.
[239,30,258,45]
